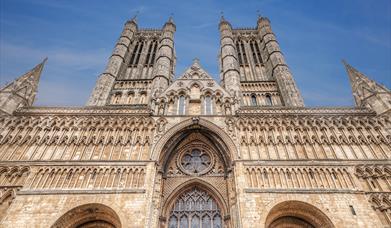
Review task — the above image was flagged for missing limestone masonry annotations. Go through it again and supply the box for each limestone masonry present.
[0,15,390,228]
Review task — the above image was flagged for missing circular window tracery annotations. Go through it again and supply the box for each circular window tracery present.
[181,149,211,174]
[177,144,215,176]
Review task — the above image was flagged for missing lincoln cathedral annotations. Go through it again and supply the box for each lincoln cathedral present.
[0,14,390,228]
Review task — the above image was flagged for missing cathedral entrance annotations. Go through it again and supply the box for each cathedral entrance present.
[154,119,237,228]
[265,201,334,228]
[51,203,121,228]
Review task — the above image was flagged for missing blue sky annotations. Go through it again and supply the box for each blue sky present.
[1,0,390,107]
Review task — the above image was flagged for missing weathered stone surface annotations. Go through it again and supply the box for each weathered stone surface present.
[0,16,390,228]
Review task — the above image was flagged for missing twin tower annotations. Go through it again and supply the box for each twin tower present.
[87,15,305,109]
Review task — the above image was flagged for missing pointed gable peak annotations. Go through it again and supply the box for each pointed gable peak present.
[343,60,367,86]
[0,58,47,109]
[343,60,390,110]
[343,60,388,92]
[179,58,213,80]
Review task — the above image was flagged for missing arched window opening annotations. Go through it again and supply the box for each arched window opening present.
[129,42,139,67]
[251,94,257,106]
[204,96,212,115]
[178,95,186,115]
[265,94,272,106]
[236,41,243,66]
[168,187,222,228]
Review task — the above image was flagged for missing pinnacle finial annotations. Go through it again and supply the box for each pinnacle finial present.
[131,11,139,22]
[220,11,225,21]
[168,13,174,23]
[193,57,200,64]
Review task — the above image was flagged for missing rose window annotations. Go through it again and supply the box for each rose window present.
[180,149,212,175]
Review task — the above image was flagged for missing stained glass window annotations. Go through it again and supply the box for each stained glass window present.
[168,187,223,228]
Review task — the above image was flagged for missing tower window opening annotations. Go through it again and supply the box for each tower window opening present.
[250,41,259,65]
[178,95,186,115]
[150,40,158,66]
[134,42,144,65]
[204,96,212,115]
[236,42,243,66]
[241,42,248,65]
[265,94,272,106]
[144,41,153,66]
[255,41,263,64]
[251,94,257,106]
[129,42,139,67]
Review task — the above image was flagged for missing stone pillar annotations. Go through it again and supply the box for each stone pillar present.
[219,16,242,106]
[150,17,176,99]
[257,16,304,107]
[87,18,138,106]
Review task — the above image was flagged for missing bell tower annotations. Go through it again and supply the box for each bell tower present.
[219,15,304,107]
[87,16,176,107]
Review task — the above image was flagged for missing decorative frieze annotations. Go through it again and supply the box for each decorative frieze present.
[23,166,146,193]
[244,166,357,191]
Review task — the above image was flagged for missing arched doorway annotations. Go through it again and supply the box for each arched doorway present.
[265,201,334,228]
[154,118,237,228]
[51,203,121,228]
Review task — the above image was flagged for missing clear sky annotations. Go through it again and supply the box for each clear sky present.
[1,0,390,107]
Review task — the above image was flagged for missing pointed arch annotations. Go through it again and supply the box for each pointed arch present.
[150,117,238,165]
[161,178,228,223]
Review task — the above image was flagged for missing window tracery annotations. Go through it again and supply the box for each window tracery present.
[168,187,222,228]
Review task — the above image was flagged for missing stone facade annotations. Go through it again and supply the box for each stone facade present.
[0,15,390,228]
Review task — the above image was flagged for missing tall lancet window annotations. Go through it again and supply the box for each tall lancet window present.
[265,94,272,106]
[204,96,212,115]
[251,94,257,106]
[178,95,186,115]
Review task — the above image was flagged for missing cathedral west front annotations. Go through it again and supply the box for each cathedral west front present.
[0,14,390,228]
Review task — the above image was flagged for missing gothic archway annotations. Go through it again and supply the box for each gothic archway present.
[51,203,121,228]
[265,201,334,228]
[165,183,224,228]
[154,118,237,228]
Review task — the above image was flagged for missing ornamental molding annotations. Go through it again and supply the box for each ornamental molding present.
[15,106,153,116]
[237,107,375,116]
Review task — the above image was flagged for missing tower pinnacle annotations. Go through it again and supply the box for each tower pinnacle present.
[0,58,47,115]
[343,60,391,116]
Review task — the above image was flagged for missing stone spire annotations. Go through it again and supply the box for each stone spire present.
[150,16,176,99]
[256,16,304,107]
[219,15,242,106]
[87,14,138,106]
[343,61,391,116]
[0,58,47,115]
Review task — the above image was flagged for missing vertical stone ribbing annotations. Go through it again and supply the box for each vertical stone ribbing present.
[219,17,242,105]
[87,19,138,106]
[257,17,304,107]
[150,18,176,99]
